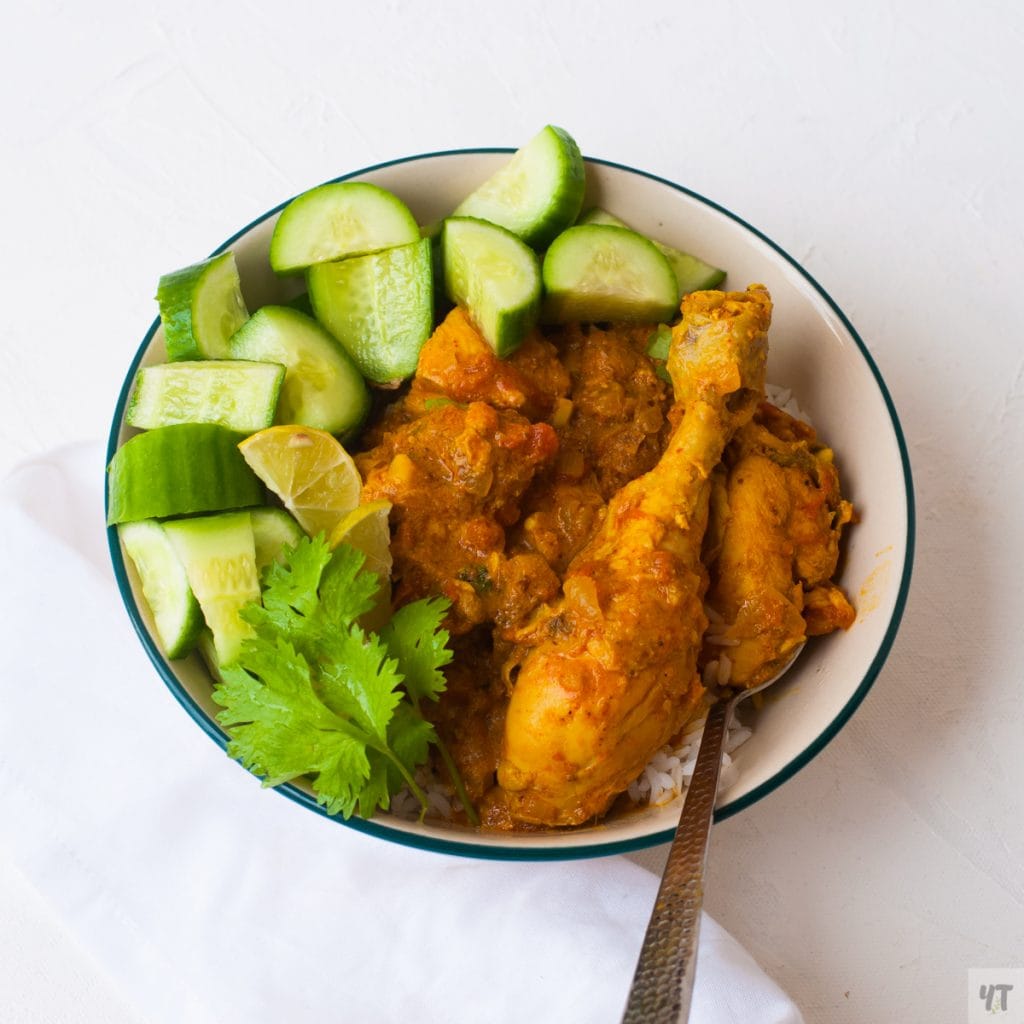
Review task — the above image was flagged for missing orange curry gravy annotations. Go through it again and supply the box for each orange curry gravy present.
[354,307,853,828]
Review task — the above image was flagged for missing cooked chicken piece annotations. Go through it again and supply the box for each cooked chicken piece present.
[511,322,671,578]
[360,308,571,450]
[354,310,573,634]
[357,400,560,634]
[496,286,772,827]
[702,403,856,687]
[413,307,570,421]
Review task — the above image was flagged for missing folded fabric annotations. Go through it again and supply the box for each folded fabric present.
[0,443,804,1024]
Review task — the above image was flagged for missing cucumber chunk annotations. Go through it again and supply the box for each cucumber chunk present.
[163,511,260,667]
[658,247,727,297]
[453,126,585,248]
[541,225,679,324]
[126,360,285,433]
[284,291,315,317]
[441,217,541,358]
[250,507,304,572]
[197,628,225,683]
[577,207,726,296]
[229,306,370,437]
[157,252,249,361]
[307,237,433,384]
[119,520,204,659]
[575,208,627,228]
[270,182,420,275]
[107,423,263,525]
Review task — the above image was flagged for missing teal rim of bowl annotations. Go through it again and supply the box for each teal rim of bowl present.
[106,148,915,862]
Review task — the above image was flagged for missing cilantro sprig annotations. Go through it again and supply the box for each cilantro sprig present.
[212,535,473,822]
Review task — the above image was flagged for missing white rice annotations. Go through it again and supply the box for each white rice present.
[625,711,750,808]
[765,382,809,423]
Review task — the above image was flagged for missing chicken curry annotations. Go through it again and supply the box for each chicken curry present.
[355,286,854,829]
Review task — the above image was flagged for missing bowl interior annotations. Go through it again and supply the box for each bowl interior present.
[110,152,913,859]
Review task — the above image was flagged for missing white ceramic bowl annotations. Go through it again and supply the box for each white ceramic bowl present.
[107,149,914,860]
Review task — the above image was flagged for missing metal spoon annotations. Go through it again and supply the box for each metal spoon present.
[621,645,805,1024]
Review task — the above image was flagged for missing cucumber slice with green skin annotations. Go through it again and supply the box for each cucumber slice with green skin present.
[441,217,541,358]
[307,238,433,384]
[284,291,315,317]
[575,207,627,228]
[229,306,370,437]
[645,325,673,383]
[157,252,249,361]
[250,507,304,571]
[420,226,453,319]
[576,207,726,297]
[541,224,679,324]
[646,324,672,361]
[269,182,420,275]
[163,511,260,667]
[197,629,224,683]
[119,520,204,659]
[660,248,727,296]
[126,360,285,433]
[107,423,264,525]
[453,125,585,248]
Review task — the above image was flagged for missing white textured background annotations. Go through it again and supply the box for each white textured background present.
[3,1,1023,1021]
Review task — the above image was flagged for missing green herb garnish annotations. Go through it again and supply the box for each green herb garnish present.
[457,565,494,593]
[213,534,475,822]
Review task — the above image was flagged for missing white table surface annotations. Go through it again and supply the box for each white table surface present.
[4,1,1023,1020]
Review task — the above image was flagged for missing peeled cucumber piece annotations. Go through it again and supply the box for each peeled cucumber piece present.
[541,224,679,324]
[119,520,204,660]
[453,126,585,248]
[576,208,726,297]
[157,252,249,361]
[107,423,263,525]
[307,237,433,384]
[270,182,420,275]
[250,507,304,571]
[229,306,370,437]
[126,360,285,433]
[163,511,260,667]
[442,217,541,357]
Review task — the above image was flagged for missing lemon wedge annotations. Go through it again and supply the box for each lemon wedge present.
[238,425,362,539]
[329,499,393,631]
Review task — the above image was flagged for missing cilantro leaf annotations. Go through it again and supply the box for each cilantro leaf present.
[380,598,453,704]
[319,543,379,626]
[214,638,371,801]
[357,752,393,819]
[316,627,404,744]
[389,701,437,779]
[260,534,332,619]
[211,534,467,822]
[312,734,374,817]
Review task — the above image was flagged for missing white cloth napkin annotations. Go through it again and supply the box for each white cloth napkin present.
[0,443,804,1024]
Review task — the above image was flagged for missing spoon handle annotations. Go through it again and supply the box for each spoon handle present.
[621,698,732,1023]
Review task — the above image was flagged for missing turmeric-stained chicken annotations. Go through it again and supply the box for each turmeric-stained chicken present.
[510,322,671,578]
[701,402,856,688]
[496,287,772,826]
[354,292,856,830]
